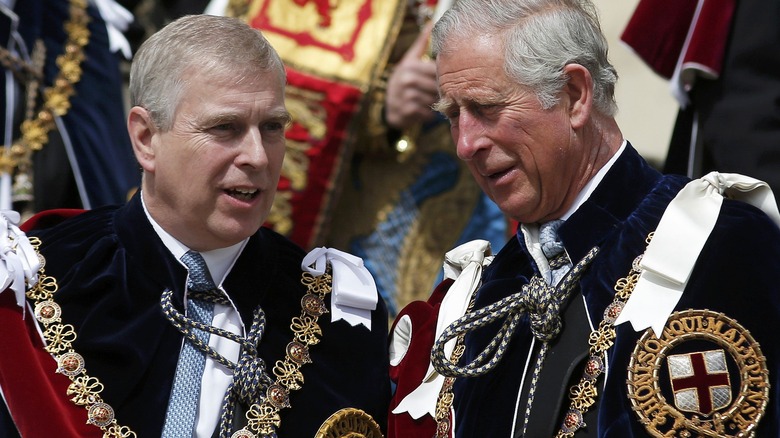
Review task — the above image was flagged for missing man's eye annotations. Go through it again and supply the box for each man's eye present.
[263,122,285,132]
[447,112,460,127]
[441,109,459,122]
[473,104,498,117]
[213,123,235,131]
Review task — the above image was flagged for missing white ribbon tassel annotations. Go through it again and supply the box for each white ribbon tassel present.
[0,210,41,315]
[392,239,493,419]
[615,172,780,337]
[301,247,378,330]
[90,0,134,59]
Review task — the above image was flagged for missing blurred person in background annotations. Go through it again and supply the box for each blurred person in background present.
[622,0,780,202]
[0,0,138,215]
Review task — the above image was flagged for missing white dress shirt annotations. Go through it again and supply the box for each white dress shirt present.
[142,194,247,438]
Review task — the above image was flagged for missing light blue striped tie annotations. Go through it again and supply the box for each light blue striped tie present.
[539,219,570,285]
[162,251,217,437]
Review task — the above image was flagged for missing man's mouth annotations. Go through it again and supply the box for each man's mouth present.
[226,188,259,201]
[487,167,512,180]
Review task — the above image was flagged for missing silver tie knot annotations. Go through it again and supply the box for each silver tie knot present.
[181,250,217,292]
[539,219,565,260]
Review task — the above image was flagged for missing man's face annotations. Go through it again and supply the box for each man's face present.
[436,34,583,224]
[144,69,289,251]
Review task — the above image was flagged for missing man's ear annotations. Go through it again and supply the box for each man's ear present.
[562,63,593,130]
[127,106,157,173]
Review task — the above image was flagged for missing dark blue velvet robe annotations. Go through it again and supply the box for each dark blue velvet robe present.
[448,144,780,436]
[0,193,390,437]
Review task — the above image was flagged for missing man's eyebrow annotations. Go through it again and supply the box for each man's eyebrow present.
[266,108,293,126]
[195,112,239,128]
[432,97,455,115]
[434,92,509,114]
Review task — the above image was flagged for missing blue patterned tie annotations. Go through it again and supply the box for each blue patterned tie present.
[162,251,217,437]
[539,220,570,285]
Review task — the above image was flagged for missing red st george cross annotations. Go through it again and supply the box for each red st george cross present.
[669,350,731,415]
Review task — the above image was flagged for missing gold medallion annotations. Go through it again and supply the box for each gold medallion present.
[627,309,770,437]
[315,408,383,438]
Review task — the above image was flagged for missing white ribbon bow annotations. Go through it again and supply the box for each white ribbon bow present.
[301,247,378,330]
[392,239,493,419]
[615,172,780,337]
[91,0,134,59]
[0,210,40,315]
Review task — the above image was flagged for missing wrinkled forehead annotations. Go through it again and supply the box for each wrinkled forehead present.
[435,32,506,84]
[436,30,503,60]
[435,34,507,85]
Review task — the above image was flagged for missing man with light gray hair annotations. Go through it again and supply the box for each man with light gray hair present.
[0,14,389,437]
[387,0,780,436]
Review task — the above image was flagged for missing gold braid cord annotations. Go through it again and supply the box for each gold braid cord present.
[554,232,654,437]
[431,235,647,438]
[25,236,136,438]
[0,0,89,176]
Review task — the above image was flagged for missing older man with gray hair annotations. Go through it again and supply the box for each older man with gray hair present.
[387,0,780,437]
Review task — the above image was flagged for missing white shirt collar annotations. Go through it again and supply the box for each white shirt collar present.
[520,140,627,274]
[140,192,246,286]
[560,140,627,220]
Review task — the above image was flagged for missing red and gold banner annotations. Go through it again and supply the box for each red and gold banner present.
[236,0,406,248]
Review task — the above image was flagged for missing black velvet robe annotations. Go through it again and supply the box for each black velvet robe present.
[0,193,390,437]
[389,144,780,437]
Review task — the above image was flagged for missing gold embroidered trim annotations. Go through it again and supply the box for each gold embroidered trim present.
[0,0,90,176]
[315,407,383,438]
[26,236,137,438]
[226,0,250,20]
[554,232,654,437]
[627,310,769,437]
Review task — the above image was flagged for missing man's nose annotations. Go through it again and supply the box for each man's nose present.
[237,128,269,168]
[454,112,487,160]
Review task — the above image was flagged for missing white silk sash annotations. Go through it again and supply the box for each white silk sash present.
[392,239,493,419]
[615,172,780,336]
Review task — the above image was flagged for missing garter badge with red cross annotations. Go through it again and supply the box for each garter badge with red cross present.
[667,349,731,415]
[627,309,769,437]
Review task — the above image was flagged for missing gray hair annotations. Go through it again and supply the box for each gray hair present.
[129,14,286,131]
[432,0,618,116]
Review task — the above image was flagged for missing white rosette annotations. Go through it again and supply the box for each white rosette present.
[0,211,41,313]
